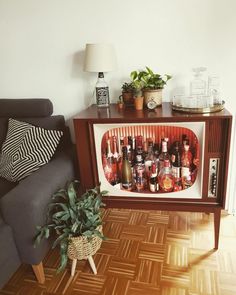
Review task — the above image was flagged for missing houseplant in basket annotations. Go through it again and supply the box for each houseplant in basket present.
[34,180,107,275]
[131,67,172,107]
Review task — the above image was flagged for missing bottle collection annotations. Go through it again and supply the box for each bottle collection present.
[101,131,199,193]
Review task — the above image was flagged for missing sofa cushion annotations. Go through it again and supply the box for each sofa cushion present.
[0,178,18,199]
[0,98,53,117]
[0,118,63,182]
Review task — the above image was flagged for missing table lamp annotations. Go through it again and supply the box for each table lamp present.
[83,43,117,107]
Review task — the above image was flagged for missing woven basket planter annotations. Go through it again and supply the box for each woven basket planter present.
[67,226,103,260]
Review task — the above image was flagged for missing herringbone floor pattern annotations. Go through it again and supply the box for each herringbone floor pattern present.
[1,209,236,295]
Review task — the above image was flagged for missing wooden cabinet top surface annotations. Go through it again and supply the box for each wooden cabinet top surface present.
[74,103,231,121]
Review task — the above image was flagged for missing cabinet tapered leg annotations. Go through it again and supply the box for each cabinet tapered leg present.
[214,208,221,249]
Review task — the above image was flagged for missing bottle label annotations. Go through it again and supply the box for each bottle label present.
[162,176,173,190]
[172,166,180,178]
[181,167,190,177]
[149,183,156,192]
[96,87,110,106]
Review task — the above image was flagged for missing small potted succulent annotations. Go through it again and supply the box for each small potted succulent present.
[117,95,125,110]
[121,82,135,106]
[131,67,172,108]
[34,181,107,274]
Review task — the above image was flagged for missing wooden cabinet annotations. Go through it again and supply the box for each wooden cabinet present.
[73,103,232,249]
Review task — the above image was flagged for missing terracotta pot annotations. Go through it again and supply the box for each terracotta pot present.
[143,89,162,106]
[122,91,134,106]
[134,96,144,110]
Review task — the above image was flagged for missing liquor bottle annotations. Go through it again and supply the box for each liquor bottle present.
[128,136,136,166]
[182,168,192,189]
[191,136,199,183]
[190,67,207,96]
[106,139,117,185]
[153,143,160,173]
[95,72,110,107]
[121,146,133,191]
[158,160,174,192]
[134,154,145,191]
[126,144,132,164]
[142,140,148,160]
[119,137,125,156]
[159,140,170,170]
[192,136,200,168]
[181,134,189,153]
[136,135,143,150]
[181,144,193,169]
[173,164,182,192]
[102,153,113,184]
[171,141,181,167]
[144,141,154,175]
[112,136,121,183]
[149,163,158,192]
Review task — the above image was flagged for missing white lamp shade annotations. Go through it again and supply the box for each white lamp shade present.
[83,43,117,72]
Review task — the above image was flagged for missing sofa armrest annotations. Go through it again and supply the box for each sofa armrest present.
[0,149,76,265]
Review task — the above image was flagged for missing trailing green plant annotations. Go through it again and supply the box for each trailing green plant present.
[34,180,108,272]
[121,82,135,92]
[131,66,172,90]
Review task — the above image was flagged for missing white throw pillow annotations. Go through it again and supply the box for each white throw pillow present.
[0,118,63,182]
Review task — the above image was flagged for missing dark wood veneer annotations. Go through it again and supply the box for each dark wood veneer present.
[73,103,232,249]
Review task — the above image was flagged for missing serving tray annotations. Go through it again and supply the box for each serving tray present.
[171,101,225,114]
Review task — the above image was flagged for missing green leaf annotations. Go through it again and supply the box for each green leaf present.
[45,228,50,239]
[52,232,69,249]
[52,211,68,219]
[52,190,67,200]
[93,230,104,240]
[71,221,79,233]
[34,229,45,247]
[146,66,153,75]
[57,240,68,273]
[67,182,77,209]
[130,71,138,81]
[82,230,93,238]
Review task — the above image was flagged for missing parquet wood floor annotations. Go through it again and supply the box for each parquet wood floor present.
[1,209,236,295]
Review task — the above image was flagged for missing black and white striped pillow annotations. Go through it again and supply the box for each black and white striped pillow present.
[0,118,63,182]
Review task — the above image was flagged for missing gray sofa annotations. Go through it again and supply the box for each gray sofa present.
[0,99,76,288]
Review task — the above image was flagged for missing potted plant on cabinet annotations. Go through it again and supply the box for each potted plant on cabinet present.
[131,67,172,108]
[34,181,107,276]
[121,82,135,106]
[117,95,125,110]
[130,71,144,110]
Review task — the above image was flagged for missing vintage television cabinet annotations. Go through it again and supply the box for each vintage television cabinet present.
[73,103,232,249]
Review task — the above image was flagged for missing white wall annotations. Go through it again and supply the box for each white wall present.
[1,0,236,115]
[0,0,236,206]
